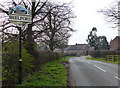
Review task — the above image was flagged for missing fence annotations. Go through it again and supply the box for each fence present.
[105,55,120,62]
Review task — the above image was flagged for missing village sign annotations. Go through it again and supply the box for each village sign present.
[9,5,32,23]
[8,4,32,84]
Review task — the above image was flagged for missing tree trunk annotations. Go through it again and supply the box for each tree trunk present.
[24,24,35,55]
[49,40,54,51]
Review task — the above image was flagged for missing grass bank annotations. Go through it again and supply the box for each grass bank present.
[18,56,70,87]
[86,56,120,64]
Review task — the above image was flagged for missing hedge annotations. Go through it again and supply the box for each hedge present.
[2,40,64,86]
[2,40,34,86]
[89,50,120,58]
[32,50,64,71]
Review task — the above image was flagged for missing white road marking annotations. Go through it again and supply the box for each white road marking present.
[94,65,107,72]
[80,60,91,64]
[114,76,120,80]
[87,62,91,64]
[80,60,84,61]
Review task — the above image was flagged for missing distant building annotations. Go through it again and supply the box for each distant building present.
[65,43,91,55]
[110,36,120,50]
[39,45,49,51]
[54,48,61,52]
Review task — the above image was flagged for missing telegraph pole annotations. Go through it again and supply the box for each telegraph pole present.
[118,1,120,36]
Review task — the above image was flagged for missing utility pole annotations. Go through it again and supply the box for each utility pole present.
[118,1,120,36]
[118,2,120,52]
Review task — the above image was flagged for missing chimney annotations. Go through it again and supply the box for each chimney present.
[119,30,120,36]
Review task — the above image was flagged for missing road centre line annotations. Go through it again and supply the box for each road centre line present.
[80,60,84,61]
[114,76,120,80]
[80,60,91,64]
[94,65,107,72]
[87,62,91,64]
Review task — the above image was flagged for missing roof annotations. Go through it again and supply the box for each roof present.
[110,36,120,43]
[66,44,89,50]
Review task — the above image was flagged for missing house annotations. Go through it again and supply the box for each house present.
[65,43,91,55]
[110,36,120,50]
[39,45,49,51]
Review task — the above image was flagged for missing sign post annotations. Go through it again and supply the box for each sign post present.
[9,4,31,84]
[18,26,22,84]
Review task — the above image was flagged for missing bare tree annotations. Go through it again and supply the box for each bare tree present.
[40,2,75,51]
[0,0,61,54]
[98,1,120,28]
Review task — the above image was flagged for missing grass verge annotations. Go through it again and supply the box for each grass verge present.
[86,56,120,64]
[18,56,71,87]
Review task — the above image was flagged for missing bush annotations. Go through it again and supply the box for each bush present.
[64,53,77,56]
[89,50,120,58]
[2,40,64,86]
[32,50,64,72]
[2,40,34,86]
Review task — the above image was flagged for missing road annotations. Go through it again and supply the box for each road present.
[69,56,119,87]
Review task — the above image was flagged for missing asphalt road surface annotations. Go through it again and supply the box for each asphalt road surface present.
[69,56,119,87]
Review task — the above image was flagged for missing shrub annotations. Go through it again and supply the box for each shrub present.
[32,50,64,72]
[2,40,34,86]
[89,50,120,58]
[2,40,64,86]
[64,53,77,56]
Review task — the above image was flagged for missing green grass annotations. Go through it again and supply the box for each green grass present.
[86,56,120,64]
[18,56,71,87]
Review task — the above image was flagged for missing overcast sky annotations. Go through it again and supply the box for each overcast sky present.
[1,0,118,45]
[52,0,118,45]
